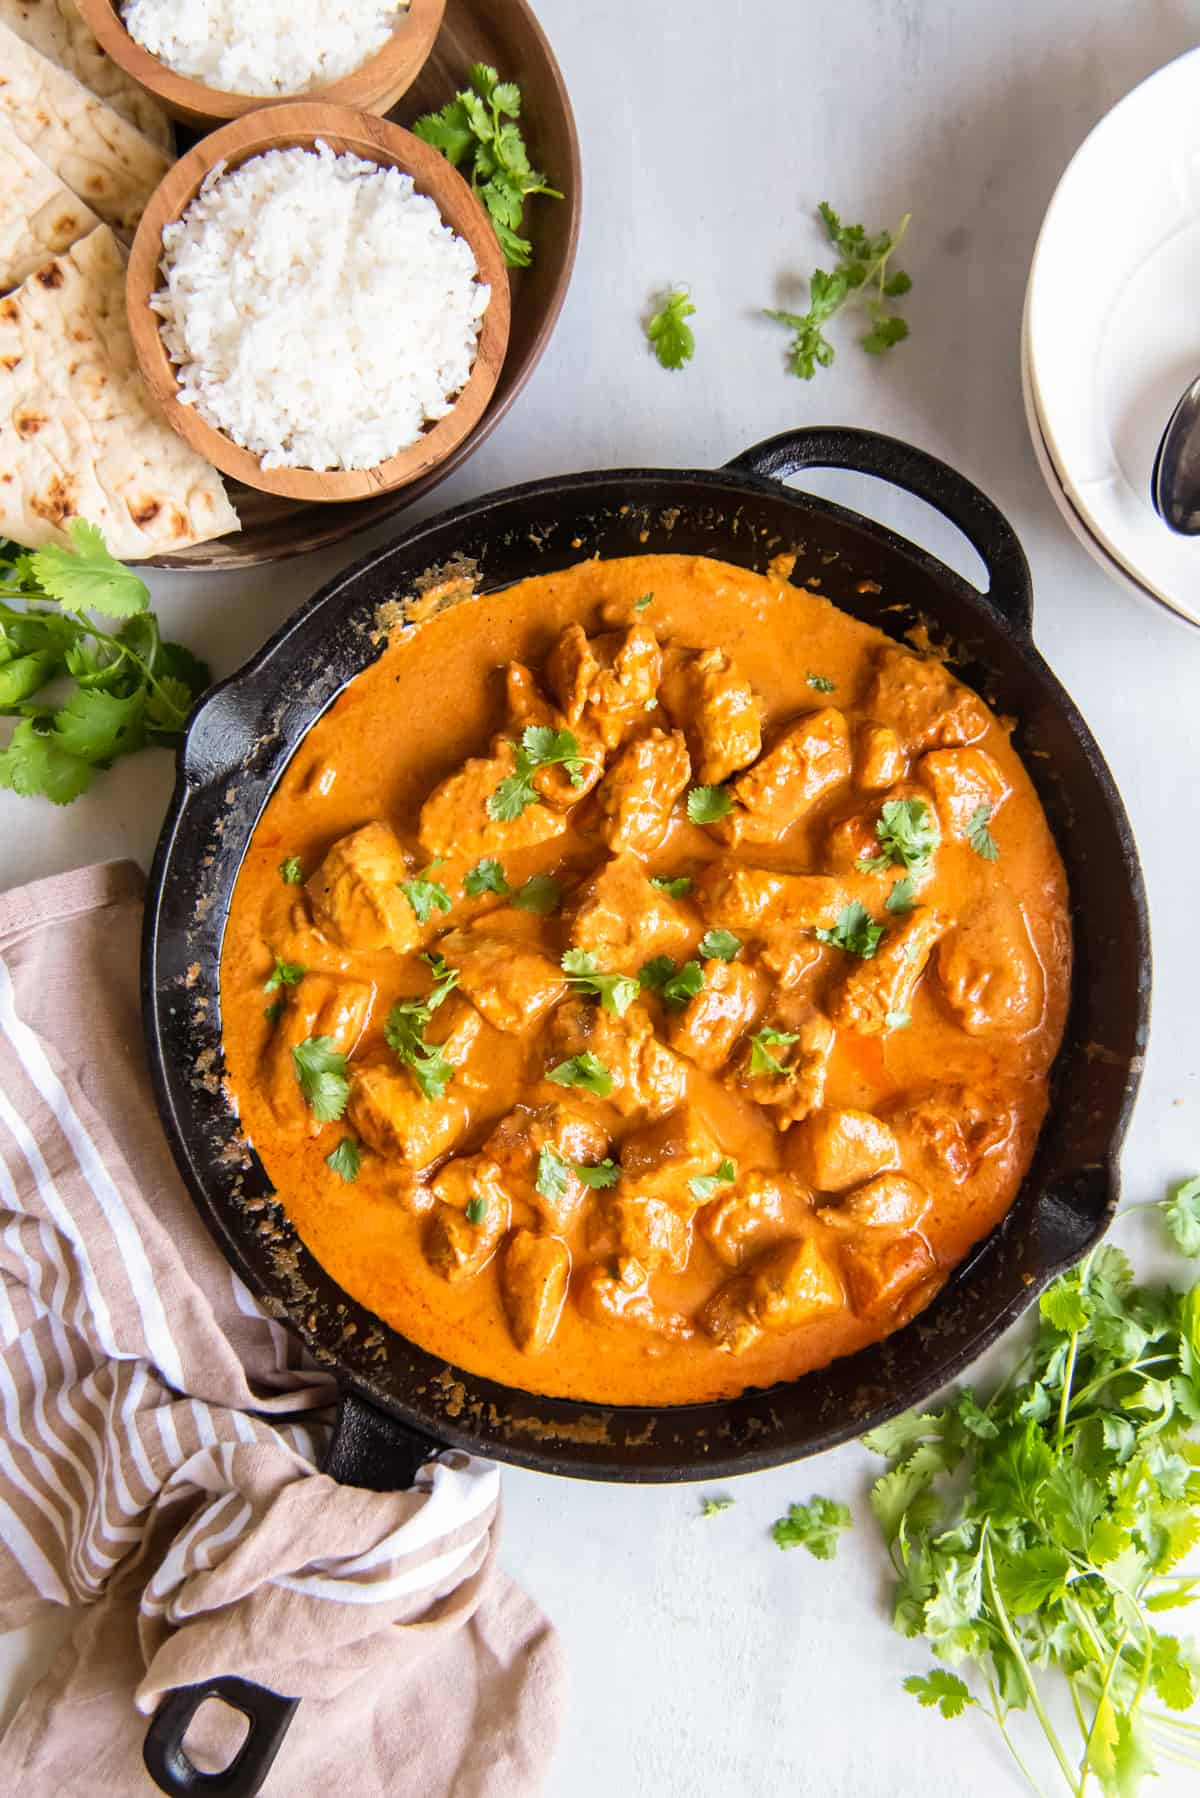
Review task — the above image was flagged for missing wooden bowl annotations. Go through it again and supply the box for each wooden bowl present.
[76,0,446,129]
[126,104,510,504]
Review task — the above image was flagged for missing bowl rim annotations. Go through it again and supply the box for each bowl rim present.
[75,0,447,124]
[124,102,511,504]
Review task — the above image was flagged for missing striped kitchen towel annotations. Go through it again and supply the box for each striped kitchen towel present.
[0,862,565,1796]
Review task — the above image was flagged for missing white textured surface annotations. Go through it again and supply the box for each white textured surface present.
[3,2,1200,1793]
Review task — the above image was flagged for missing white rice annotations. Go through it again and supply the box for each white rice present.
[151,142,491,473]
[121,0,409,97]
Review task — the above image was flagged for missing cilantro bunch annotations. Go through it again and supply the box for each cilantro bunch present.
[413,64,562,268]
[766,201,913,379]
[0,521,209,805]
[869,1182,1200,1796]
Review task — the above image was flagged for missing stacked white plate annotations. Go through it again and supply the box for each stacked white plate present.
[1023,47,1200,627]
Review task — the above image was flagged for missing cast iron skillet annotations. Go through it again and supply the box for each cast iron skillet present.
[140,427,1150,1794]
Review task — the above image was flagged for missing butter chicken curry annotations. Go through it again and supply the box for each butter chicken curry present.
[220,554,1072,1405]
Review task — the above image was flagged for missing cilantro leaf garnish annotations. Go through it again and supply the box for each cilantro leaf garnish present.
[325,1137,361,1183]
[464,857,511,898]
[749,1025,800,1077]
[383,958,461,1102]
[400,865,453,925]
[816,902,886,958]
[638,955,677,991]
[807,672,836,693]
[967,803,1000,861]
[646,287,696,370]
[535,1144,572,1205]
[28,519,149,617]
[903,1672,973,1720]
[279,857,304,885]
[633,592,654,612]
[575,1159,620,1190]
[772,1496,852,1559]
[562,948,639,1017]
[687,783,733,825]
[701,1497,735,1517]
[766,202,912,380]
[513,872,562,915]
[855,798,940,875]
[413,64,562,268]
[886,875,916,915]
[545,1053,613,1097]
[1164,1175,1200,1257]
[650,873,692,898]
[487,725,593,821]
[660,960,705,1008]
[264,957,306,993]
[689,1158,737,1203]
[291,1036,350,1123]
[465,1196,488,1225]
[699,928,741,962]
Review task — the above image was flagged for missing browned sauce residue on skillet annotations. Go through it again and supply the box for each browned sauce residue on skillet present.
[220,555,1071,1405]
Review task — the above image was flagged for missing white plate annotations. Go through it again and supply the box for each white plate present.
[1026,46,1200,621]
[1019,292,1190,620]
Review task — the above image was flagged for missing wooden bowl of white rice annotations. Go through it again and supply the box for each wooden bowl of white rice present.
[126,103,510,502]
[77,0,446,129]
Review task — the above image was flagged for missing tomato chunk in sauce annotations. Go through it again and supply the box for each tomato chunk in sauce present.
[220,554,1071,1405]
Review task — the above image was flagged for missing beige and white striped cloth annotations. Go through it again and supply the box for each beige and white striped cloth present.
[0,862,565,1795]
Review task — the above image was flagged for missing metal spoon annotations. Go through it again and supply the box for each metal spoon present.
[1150,372,1200,534]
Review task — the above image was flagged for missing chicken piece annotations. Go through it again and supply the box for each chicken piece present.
[503,663,605,809]
[418,739,568,863]
[700,1235,844,1354]
[864,646,989,754]
[667,959,762,1071]
[545,623,601,726]
[700,1171,797,1267]
[693,858,847,933]
[754,933,825,992]
[305,822,418,955]
[545,997,688,1120]
[786,1107,900,1193]
[273,898,357,975]
[888,1084,1016,1185]
[838,1232,939,1322]
[595,728,691,856]
[720,708,852,845]
[263,973,374,1135]
[581,625,662,750]
[575,1257,693,1340]
[345,1059,469,1169]
[425,1156,510,1281]
[619,1105,723,1213]
[824,783,939,877]
[856,722,907,791]
[483,1102,609,1231]
[423,992,485,1081]
[727,1008,834,1128]
[830,906,949,1037]
[818,1171,932,1233]
[660,646,761,785]
[937,892,1045,1037]
[566,853,693,974]
[439,921,567,1034]
[502,1231,570,1353]
[589,1194,691,1271]
[823,808,886,874]
[919,747,1012,841]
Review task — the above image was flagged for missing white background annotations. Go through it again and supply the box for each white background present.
[4,1,1200,1792]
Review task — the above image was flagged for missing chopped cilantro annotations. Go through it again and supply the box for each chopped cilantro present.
[806,672,836,693]
[749,1026,800,1078]
[465,1196,488,1225]
[701,1496,735,1517]
[383,958,461,1102]
[966,803,999,861]
[464,857,511,898]
[291,1037,350,1123]
[885,875,916,914]
[772,1495,852,1558]
[513,873,562,915]
[545,1052,613,1097]
[279,857,304,885]
[689,1158,737,1203]
[855,797,940,875]
[650,873,692,898]
[687,783,733,825]
[325,1137,361,1183]
[660,960,705,1008]
[699,928,741,962]
[638,955,677,991]
[646,288,696,370]
[816,902,886,958]
[633,592,654,611]
[264,957,305,992]
[400,865,453,925]
[562,948,639,1017]
[487,725,594,821]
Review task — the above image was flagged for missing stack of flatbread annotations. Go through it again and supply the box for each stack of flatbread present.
[0,2,240,556]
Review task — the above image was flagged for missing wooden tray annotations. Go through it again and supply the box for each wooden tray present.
[143,0,580,569]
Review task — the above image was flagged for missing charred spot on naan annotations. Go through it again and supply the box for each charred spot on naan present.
[14,409,46,437]
[31,472,78,524]
[34,260,64,288]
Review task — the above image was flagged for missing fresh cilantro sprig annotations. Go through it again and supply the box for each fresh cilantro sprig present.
[766,201,912,380]
[464,856,511,898]
[642,958,705,1009]
[650,873,692,898]
[536,1144,621,1203]
[749,1025,800,1078]
[816,902,886,958]
[545,1052,613,1097]
[383,954,460,1101]
[772,1496,852,1560]
[264,956,305,993]
[279,857,304,885]
[967,803,1000,862]
[413,64,562,267]
[689,1158,737,1203]
[865,1183,1200,1796]
[292,1037,350,1123]
[687,784,733,825]
[562,949,639,1017]
[325,1137,361,1183]
[699,929,741,962]
[701,1496,735,1518]
[487,725,594,822]
[646,287,696,370]
[856,798,940,876]
[0,521,210,805]
[513,873,562,915]
[400,863,453,925]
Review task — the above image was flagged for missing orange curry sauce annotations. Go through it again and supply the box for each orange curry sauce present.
[220,554,1071,1405]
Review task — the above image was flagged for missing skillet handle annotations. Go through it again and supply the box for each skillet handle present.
[725,426,1033,636]
[142,1393,442,1797]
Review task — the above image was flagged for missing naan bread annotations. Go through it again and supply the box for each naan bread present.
[0,120,99,293]
[0,22,169,232]
[0,0,171,149]
[0,225,240,558]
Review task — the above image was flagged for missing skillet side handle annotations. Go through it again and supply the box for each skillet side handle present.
[142,1393,443,1797]
[725,426,1033,636]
